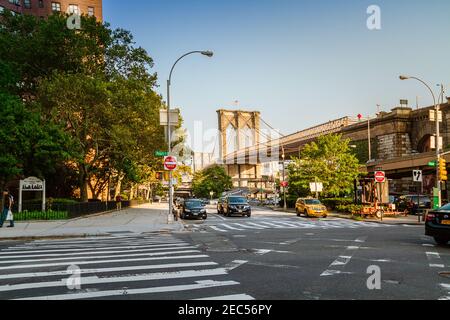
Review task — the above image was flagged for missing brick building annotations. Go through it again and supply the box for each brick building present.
[0,0,102,20]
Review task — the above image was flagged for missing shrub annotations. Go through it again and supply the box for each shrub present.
[336,204,364,214]
[14,211,69,221]
[321,198,354,210]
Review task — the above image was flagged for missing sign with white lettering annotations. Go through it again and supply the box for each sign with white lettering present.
[19,177,46,213]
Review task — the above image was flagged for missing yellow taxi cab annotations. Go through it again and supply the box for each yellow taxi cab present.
[295,198,328,218]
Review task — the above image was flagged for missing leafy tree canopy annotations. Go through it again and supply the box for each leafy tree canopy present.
[192,165,233,199]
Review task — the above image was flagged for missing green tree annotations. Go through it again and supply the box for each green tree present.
[192,165,233,199]
[287,134,360,198]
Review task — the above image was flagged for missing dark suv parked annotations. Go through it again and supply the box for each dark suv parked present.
[426,203,450,245]
[223,196,251,218]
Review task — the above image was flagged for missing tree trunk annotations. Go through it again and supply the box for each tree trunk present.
[114,174,124,199]
[129,184,134,200]
[80,169,89,203]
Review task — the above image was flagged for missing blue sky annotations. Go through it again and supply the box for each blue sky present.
[104,0,450,145]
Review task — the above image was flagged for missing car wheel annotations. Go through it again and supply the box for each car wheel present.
[180,213,185,220]
[247,214,251,218]
[322,215,328,219]
[296,208,301,217]
[304,210,309,218]
[434,237,449,245]
[202,216,207,220]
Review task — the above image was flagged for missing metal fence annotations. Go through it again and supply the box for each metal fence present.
[12,200,148,219]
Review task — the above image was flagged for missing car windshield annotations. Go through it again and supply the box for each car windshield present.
[228,197,247,204]
[438,203,450,211]
[305,199,322,205]
[185,200,203,208]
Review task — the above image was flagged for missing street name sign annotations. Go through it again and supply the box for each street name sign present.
[374,171,386,183]
[164,156,178,171]
[155,151,169,157]
[413,170,423,183]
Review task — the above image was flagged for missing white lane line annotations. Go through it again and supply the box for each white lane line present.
[224,260,248,272]
[0,247,196,264]
[219,224,244,231]
[426,252,441,259]
[0,268,231,292]
[320,237,366,277]
[0,251,202,271]
[9,240,185,250]
[195,294,255,300]
[1,242,188,255]
[330,256,352,267]
[231,223,264,230]
[430,264,445,268]
[26,236,167,245]
[16,280,240,300]
[422,244,435,247]
[209,226,228,232]
[211,214,227,221]
[0,259,215,280]
[268,221,298,228]
[244,222,271,229]
[256,221,287,229]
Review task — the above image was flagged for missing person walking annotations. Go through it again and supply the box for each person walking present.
[116,195,122,211]
[0,189,14,228]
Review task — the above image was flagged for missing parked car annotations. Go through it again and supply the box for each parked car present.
[295,198,328,218]
[217,197,226,214]
[180,199,207,220]
[223,196,251,218]
[396,195,431,214]
[426,203,450,245]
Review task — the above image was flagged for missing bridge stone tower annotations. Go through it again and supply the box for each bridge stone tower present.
[217,109,261,188]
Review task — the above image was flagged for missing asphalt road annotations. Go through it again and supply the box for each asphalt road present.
[0,205,448,300]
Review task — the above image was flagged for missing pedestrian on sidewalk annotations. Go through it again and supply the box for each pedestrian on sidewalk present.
[0,189,14,228]
[116,195,122,211]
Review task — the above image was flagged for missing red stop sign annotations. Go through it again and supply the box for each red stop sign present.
[281,181,289,188]
[164,156,177,171]
[374,171,386,183]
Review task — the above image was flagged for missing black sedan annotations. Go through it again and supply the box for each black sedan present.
[426,203,450,245]
[180,199,207,220]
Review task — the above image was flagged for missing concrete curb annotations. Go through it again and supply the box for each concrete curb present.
[327,214,425,226]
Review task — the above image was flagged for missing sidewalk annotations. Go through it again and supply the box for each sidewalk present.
[0,203,184,241]
[271,207,425,225]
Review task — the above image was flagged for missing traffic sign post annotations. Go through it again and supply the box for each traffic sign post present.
[413,170,423,222]
[164,156,178,171]
[374,171,386,183]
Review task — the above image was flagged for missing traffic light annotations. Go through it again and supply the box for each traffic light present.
[439,159,448,181]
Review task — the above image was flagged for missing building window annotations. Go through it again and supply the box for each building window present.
[51,2,61,12]
[8,0,20,5]
[0,6,4,13]
[68,4,80,15]
[87,6,94,17]
[39,0,44,8]
[24,0,31,9]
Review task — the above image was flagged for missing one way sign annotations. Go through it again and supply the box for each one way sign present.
[413,170,423,182]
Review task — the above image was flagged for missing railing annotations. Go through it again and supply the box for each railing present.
[12,200,148,219]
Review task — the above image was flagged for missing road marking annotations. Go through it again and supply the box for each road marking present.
[220,224,244,231]
[0,268,232,292]
[26,235,167,245]
[320,237,366,277]
[231,223,264,230]
[0,247,197,264]
[430,264,445,268]
[426,252,441,259]
[209,226,228,232]
[0,251,203,271]
[195,294,255,300]
[245,222,271,229]
[0,260,215,280]
[16,280,240,300]
[224,260,248,271]
[257,221,290,229]
[210,214,227,221]
[11,239,185,249]
[1,242,188,254]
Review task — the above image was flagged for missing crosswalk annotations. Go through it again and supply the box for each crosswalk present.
[191,218,392,233]
[0,235,253,300]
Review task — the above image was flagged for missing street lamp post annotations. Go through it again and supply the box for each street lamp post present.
[167,51,213,220]
[400,75,441,208]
